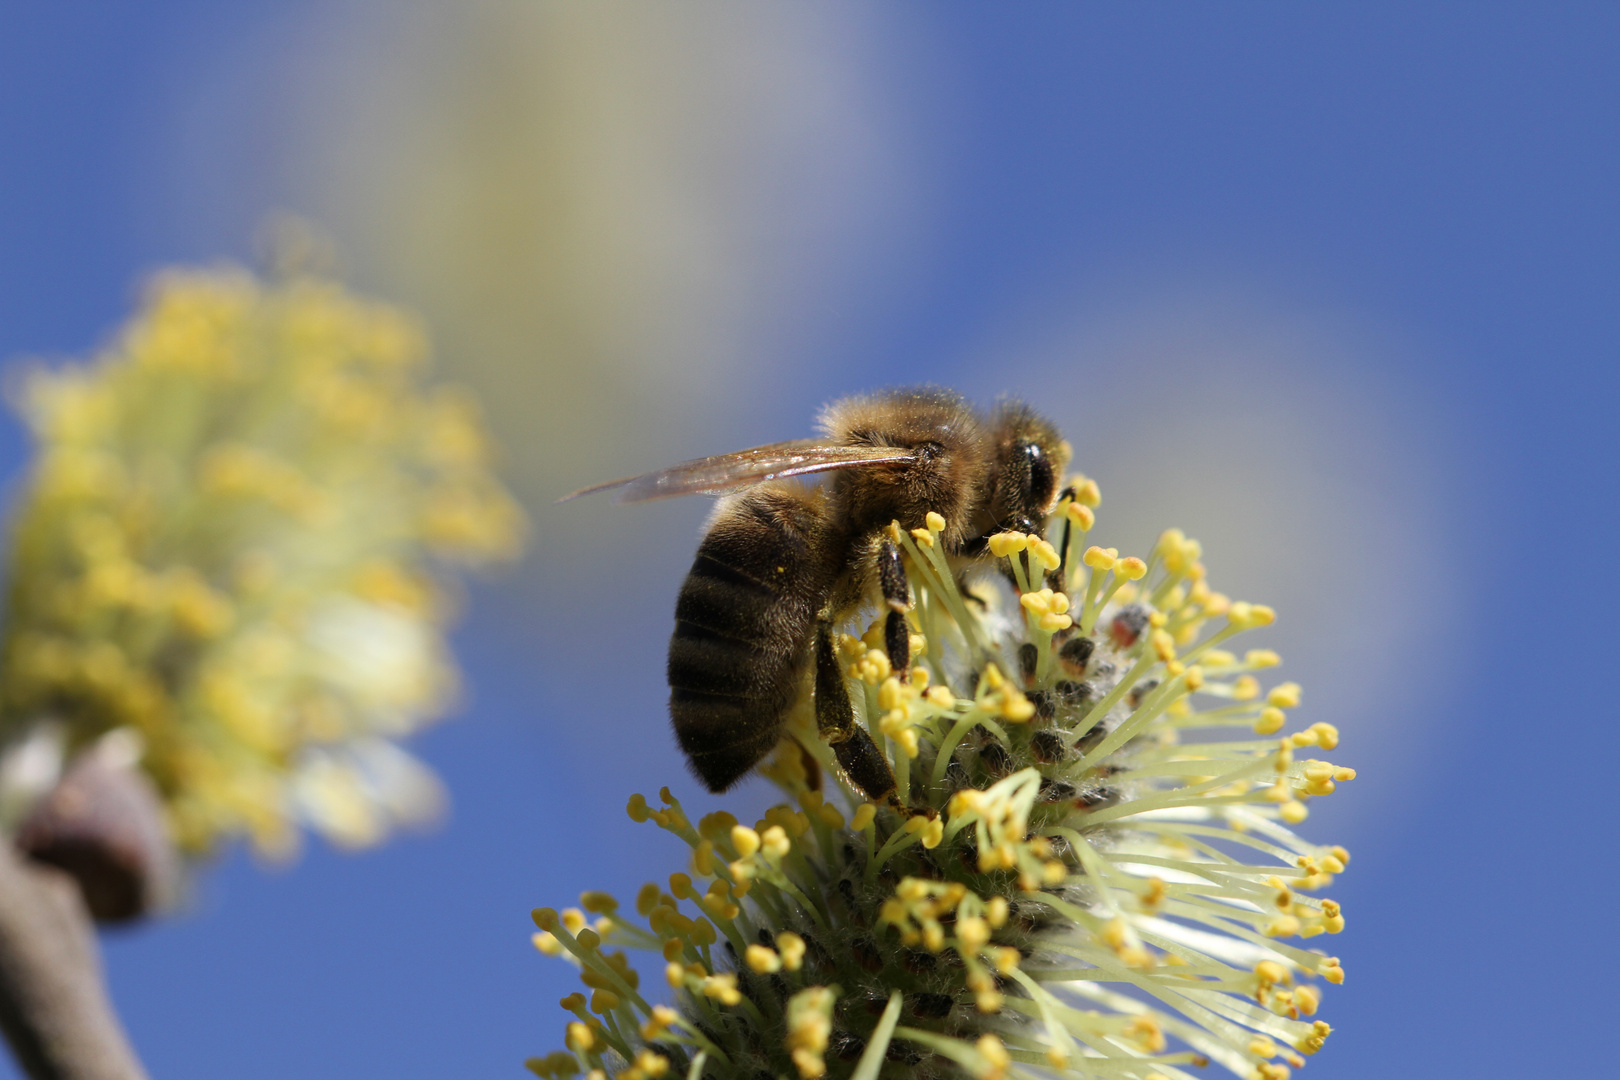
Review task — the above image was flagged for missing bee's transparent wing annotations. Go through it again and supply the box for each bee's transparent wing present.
[558,440,918,503]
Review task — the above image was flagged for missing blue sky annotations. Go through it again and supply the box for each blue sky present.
[1,4,1616,1077]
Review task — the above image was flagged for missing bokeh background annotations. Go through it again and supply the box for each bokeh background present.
[2,2,1615,1076]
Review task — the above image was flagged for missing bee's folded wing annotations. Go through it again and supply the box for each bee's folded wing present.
[558,441,918,503]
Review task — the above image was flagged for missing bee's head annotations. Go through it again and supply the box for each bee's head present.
[987,400,1070,535]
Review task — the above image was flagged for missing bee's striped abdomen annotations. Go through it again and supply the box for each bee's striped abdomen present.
[668,487,832,792]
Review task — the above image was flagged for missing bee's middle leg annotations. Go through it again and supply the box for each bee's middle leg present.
[814,621,899,806]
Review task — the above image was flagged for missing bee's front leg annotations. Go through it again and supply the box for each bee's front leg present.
[814,621,899,807]
[877,538,912,674]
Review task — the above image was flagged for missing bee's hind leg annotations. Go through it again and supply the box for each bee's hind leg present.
[814,621,900,807]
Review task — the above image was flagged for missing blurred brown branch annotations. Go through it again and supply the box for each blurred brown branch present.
[0,839,146,1080]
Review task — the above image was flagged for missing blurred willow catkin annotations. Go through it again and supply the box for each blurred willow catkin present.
[0,264,523,862]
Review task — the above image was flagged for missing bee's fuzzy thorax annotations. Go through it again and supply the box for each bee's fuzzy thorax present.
[818,387,992,548]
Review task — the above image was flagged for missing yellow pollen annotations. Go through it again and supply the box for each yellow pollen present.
[925,511,946,533]
[731,825,761,858]
[1268,682,1302,708]
[745,944,782,973]
[1082,545,1117,571]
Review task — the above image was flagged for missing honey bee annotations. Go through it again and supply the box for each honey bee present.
[562,388,1069,804]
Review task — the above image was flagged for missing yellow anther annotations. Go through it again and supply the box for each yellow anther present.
[957,916,991,950]
[532,932,563,956]
[1319,853,1346,875]
[851,804,877,830]
[920,817,944,849]
[986,896,1009,928]
[1294,986,1321,1016]
[1295,1020,1332,1056]
[1082,545,1116,570]
[745,944,782,973]
[1256,1064,1292,1080]
[999,689,1036,722]
[731,825,761,858]
[560,992,587,1012]
[1268,682,1302,708]
[975,1034,1011,1079]
[1265,915,1301,938]
[634,884,661,916]
[701,973,742,1005]
[925,511,946,533]
[692,840,716,877]
[1232,674,1261,701]
[1254,707,1286,735]
[1031,539,1062,571]
[588,989,619,1013]
[775,931,806,971]
[579,890,618,914]
[1280,800,1308,823]
[761,825,791,858]
[1312,722,1340,750]
[635,1051,670,1078]
[1124,1016,1166,1053]
[565,1022,596,1053]
[1065,502,1095,530]
[925,685,955,708]
[668,873,695,900]
[987,532,1029,557]
[1151,629,1177,661]
[626,794,651,822]
[1184,665,1205,691]
[1254,960,1290,986]
[1320,957,1344,983]
[561,908,587,934]
[641,1004,679,1041]
[1246,648,1281,667]
[1116,556,1147,581]
[910,527,935,548]
[1073,478,1101,507]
